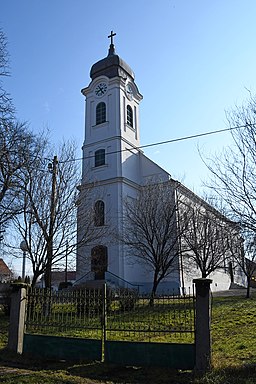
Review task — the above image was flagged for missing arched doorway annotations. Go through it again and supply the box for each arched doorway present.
[91,246,108,280]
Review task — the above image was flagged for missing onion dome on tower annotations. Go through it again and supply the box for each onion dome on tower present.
[90,31,135,81]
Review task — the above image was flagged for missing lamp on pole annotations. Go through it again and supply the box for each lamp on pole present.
[20,240,28,280]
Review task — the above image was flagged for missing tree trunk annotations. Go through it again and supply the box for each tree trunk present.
[201,271,207,278]
[149,274,159,306]
[246,275,251,298]
[31,271,41,288]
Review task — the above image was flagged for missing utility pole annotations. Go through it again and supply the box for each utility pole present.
[44,155,58,289]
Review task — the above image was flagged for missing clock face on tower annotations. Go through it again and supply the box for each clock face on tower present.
[126,83,134,100]
[95,82,107,97]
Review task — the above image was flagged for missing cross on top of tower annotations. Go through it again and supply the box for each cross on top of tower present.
[108,30,116,45]
[108,30,116,56]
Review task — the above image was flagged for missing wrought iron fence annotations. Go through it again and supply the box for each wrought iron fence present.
[26,288,103,339]
[25,285,195,343]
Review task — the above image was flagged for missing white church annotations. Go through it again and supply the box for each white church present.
[76,33,245,294]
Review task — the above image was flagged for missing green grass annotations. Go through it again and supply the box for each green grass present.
[0,307,9,350]
[1,294,256,383]
[211,295,256,369]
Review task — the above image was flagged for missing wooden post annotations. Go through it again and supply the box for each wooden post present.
[193,278,212,373]
[8,283,28,354]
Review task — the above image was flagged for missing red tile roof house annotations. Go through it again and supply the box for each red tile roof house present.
[0,259,12,282]
[0,259,12,312]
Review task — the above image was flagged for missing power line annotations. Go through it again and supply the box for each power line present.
[59,123,250,164]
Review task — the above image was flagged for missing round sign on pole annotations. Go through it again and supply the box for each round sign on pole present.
[20,241,28,252]
[20,241,28,279]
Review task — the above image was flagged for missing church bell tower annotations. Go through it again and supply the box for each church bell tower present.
[80,31,143,183]
[76,32,143,285]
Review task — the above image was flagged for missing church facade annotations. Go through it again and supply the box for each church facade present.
[76,34,245,293]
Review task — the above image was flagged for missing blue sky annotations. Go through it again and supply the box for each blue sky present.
[1,0,256,194]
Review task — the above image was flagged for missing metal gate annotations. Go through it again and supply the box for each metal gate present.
[23,285,195,369]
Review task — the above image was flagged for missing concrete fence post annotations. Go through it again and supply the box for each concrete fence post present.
[193,278,212,373]
[7,283,28,354]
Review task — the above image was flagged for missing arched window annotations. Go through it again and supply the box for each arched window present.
[91,245,108,280]
[95,149,105,167]
[127,105,133,127]
[96,102,106,125]
[94,200,105,226]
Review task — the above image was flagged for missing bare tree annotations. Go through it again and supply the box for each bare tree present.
[10,136,106,288]
[0,29,107,287]
[0,28,15,121]
[203,94,256,294]
[10,134,108,288]
[121,181,183,303]
[205,94,256,233]
[229,230,256,298]
[180,198,239,279]
[0,29,37,233]
[0,122,37,228]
